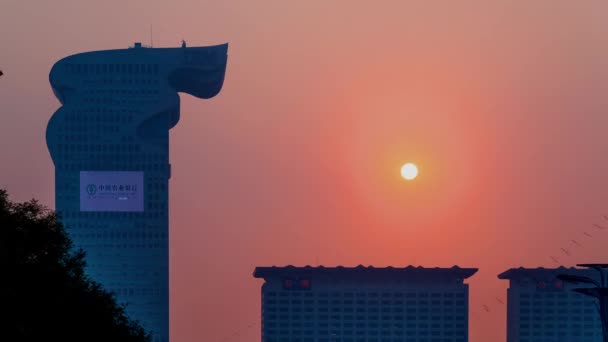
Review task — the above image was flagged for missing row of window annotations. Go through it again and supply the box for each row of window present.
[519,331,600,337]
[59,122,130,133]
[66,63,159,75]
[519,315,597,322]
[265,330,466,337]
[519,292,590,299]
[59,206,166,216]
[84,78,159,88]
[520,323,599,330]
[57,124,121,135]
[266,308,463,315]
[520,300,595,306]
[57,164,168,174]
[82,97,159,106]
[265,338,466,342]
[63,112,134,123]
[85,88,159,96]
[111,287,165,297]
[55,150,167,166]
[267,300,466,306]
[83,78,158,86]
[61,211,167,219]
[57,151,147,161]
[73,231,167,240]
[518,340,597,342]
[79,243,164,250]
[520,308,596,314]
[266,292,466,298]
[63,108,138,119]
[266,323,465,329]
[265,315,466,322]
[57,143,142,151]
[59,124,124,135]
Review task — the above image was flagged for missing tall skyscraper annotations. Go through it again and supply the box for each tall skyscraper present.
[46,42,228,342]
[253,265,478,342]
[499,267,603,342]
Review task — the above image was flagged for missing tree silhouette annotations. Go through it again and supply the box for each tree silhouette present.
[0,189,150,342]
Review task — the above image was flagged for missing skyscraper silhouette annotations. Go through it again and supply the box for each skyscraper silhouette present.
[499,267,603,342]
[254,265,478,341]
[46,42,228,342]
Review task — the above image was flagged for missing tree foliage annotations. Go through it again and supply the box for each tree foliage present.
[0,189,150,342]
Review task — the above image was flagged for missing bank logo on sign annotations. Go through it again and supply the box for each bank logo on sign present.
[80,171,144,212]
[86,184,97,196]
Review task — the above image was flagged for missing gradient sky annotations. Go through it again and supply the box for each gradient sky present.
[2,1,608,341]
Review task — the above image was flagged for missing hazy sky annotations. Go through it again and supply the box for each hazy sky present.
[2,1,608,341]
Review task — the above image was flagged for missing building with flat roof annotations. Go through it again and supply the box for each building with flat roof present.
[254,265,478,342]
[46,42,228,342]
[498,267,603,342]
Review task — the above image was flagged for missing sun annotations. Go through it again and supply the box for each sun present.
[400,162,418,180]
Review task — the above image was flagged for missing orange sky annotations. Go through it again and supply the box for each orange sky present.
[2,1,608,341]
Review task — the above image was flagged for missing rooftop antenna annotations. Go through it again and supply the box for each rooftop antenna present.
[150,25,153,47]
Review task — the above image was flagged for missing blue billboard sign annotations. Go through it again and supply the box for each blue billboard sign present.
[80,171,144,212]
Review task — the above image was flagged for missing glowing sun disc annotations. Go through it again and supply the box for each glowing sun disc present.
[401,163,418,180]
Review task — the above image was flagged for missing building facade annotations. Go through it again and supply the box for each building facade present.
[46,42,228,342]
[498,267,603,342]
[254,265,478,342]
